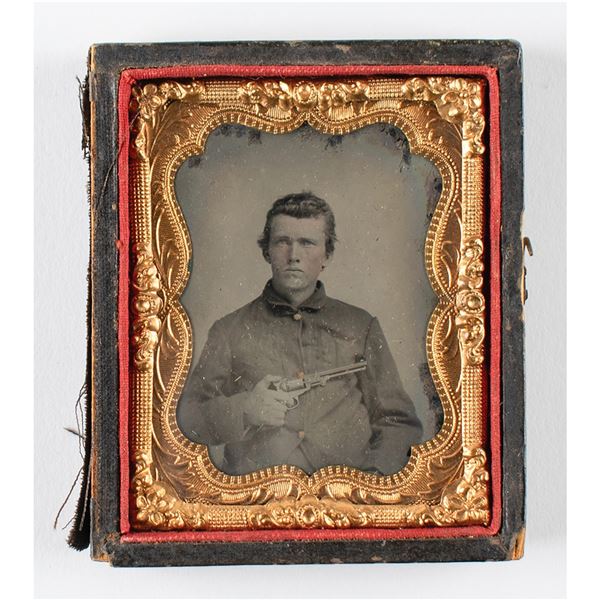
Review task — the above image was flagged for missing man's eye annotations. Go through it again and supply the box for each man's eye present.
[301,240,316,246]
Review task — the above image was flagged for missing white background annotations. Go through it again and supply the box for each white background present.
[31,2,567,598]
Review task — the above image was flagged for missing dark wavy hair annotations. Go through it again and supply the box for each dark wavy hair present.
[258,192,337,260]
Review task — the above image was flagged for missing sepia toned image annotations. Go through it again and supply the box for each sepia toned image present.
[175,122,443,476]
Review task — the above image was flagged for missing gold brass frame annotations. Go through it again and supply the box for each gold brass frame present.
[128,76,489,530]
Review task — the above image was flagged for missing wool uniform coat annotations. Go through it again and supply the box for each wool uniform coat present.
[177,281,422,475]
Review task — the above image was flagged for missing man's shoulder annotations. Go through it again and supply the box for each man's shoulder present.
[209,296,264,332]
[324,296,376,328]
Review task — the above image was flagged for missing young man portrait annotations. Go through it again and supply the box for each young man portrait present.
[177,192,422,476]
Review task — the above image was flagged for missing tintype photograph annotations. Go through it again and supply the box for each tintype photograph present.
[175,123,443,477]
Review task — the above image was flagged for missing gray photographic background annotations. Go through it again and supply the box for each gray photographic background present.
[176,123,442,440]
[33,2,566,599]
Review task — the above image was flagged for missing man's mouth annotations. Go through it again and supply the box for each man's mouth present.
[285,268,303,272]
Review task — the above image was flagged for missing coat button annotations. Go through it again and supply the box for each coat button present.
[293,313,302,321]
[298,431,305,439]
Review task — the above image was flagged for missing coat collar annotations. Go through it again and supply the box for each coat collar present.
[262,280,328,313]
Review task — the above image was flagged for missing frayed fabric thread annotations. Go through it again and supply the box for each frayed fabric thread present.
[55,76,94,551]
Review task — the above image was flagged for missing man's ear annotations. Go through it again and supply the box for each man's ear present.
[264,251,271,264]
[321,254,332,270]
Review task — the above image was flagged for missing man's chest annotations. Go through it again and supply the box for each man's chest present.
[230,313,366,383]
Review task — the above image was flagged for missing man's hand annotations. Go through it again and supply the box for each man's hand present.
[243,375,290,427]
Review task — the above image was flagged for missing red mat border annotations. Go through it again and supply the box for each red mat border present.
[115,63,502,544]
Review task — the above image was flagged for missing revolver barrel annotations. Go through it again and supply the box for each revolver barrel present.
[307,359,367,384]
[273,360,368,406]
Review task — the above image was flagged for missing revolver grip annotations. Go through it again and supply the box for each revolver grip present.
[266,380,301,409]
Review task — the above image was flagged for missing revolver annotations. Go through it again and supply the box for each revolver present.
[267,360,367,409]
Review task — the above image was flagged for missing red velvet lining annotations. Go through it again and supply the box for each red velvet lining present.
[117,63,503,542]
[487,69,503,533]
[117,76,131,535]
[121,524,495,544]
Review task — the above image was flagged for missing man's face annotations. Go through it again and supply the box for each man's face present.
[267,214,330,299]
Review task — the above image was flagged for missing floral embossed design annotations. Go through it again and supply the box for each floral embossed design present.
[317,81,369,116]
[130,81,205,159]
[459,239,484,288]
[131,243,162,371]
[132,81,206,122]
[401,77,485,156]
[456,238,485,365]
[402,448,490,526]
[292,81,319,110]
[429,78,482,119]
[248,495,373,529]
[132,453,206,530]
[136,483,185,528]
[238,80,370,117]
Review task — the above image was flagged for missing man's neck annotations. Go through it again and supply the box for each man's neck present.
[272,281,317,308]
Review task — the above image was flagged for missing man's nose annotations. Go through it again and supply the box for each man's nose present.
[288,242,301,262]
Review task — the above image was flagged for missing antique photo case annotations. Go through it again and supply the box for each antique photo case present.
[86,40,524,566]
